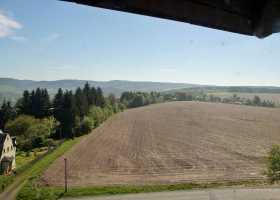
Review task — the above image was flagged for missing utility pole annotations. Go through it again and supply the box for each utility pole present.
[64,158,68,192]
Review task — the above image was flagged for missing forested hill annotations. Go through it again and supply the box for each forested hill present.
[1,78,280,104]
[0,78,195,103]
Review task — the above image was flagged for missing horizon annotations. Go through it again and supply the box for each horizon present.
[1,77,280,88]
[0,0,279,86]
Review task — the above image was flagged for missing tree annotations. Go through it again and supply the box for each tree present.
[120,91,164,108]
[96,87,105,107]
[60,91,77,138]
[253,95,261,106]
[32,88,51,118]
[108,93,116,105]
[27,123,51,148]
[79,116,94,135]
[175,92,187,101]
[89,87,97,106]
[0,100,17,130]
[88,106,104,127]
[17,88,50,118]
[129,95,145,108]
[53,89,77,138]
[163,93,174,101]
[53,88,64,122]
[5,115,56,150]
[266,145,280,183]
[75,87,88,119]
[17,90,31,115]
[5,115,37,138]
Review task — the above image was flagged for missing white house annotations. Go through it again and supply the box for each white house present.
[0,130,16,175]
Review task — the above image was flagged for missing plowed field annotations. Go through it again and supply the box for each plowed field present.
[41,102,280,186]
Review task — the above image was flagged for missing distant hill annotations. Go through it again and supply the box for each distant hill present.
[1,78,280,104]
[0,78,195,103]
[165,85,280,94]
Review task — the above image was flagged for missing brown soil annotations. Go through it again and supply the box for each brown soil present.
[41,102,280,187]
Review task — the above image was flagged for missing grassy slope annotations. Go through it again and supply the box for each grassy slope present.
[0,150,47,193]
[16,138,81,200]
[0,176,14,193]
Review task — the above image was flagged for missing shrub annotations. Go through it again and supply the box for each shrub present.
[266,145,280,183]
[88,106,104,127]
[5,115,37,137]
[43,138,56,148]
[31,136,45,149]
[6,115,57,151]
[80,117,94,135]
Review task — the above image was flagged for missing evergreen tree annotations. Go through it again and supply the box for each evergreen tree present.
[0,100,17,130]
[61,91,77,138]
[88,86,97,106]
[75,87,88,119]
[53,88,64,123]
[17,90,31,115]
[130,95,145,108]
[29,88,51,118]
[82,82,91,105]
[96,87,105,107]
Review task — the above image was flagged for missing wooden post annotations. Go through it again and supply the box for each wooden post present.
[64,158,68,192]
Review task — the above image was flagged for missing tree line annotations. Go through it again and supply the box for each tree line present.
[0,83,124,151]
[120,91,276,108]
[120,91,163,108]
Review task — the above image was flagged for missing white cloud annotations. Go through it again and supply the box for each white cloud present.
[0,11,22,38]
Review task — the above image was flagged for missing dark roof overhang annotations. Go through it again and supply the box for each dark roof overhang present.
[61,0,280,38]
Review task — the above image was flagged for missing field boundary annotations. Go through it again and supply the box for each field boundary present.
[17,179,273,200]
[63,179,275,197]
[13,138,81,200]
[0,141,65,194]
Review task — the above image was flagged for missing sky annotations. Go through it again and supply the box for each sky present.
[0,0,279,86]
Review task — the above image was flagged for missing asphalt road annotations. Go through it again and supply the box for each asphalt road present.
[61,188,280,200]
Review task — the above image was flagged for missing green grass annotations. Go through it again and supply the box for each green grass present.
[61,180,267,198]
[0,148,49,194]
[16,138,81,200]
[17,177,268,200]
[16,149,48,170]
[0,175,15,193]
[26,139,79,177]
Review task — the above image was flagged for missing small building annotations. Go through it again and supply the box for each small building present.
[0,130,16,175]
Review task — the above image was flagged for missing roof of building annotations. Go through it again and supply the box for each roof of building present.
[61,0,280,38]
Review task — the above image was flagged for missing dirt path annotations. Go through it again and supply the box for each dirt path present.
[0,173,27,200]
[61,188,280,200]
